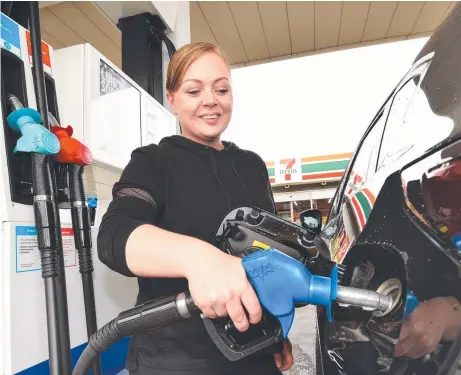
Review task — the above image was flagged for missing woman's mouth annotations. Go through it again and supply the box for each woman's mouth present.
[200,113,221,125]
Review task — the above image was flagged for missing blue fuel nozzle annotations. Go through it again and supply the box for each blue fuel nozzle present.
[7,104,60,155]
[242,249,339,338]
[242,249,420,339]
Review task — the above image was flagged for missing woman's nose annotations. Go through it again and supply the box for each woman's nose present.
[202,89,217,107]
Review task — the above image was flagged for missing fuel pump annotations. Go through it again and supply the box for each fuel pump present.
[2,3,73,374]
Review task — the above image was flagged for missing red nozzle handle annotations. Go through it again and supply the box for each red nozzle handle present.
[51,125,93,165]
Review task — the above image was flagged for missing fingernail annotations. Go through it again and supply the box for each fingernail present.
[275,361,281,368]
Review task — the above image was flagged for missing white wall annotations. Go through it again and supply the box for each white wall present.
[161,1,191,117]
[223,38,430,162]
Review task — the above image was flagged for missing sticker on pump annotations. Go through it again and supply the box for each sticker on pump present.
[15,226,76,273]
[1,13,22,58]
[25,30,52,75]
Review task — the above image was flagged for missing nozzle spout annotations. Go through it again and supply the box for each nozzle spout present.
[8,94,24,111]
[336,286,393,314]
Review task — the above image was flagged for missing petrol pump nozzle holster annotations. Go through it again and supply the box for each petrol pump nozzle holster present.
[204,207,343,361]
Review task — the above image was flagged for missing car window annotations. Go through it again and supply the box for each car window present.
[401,85,455,152]
[344,111,387,197]
[377,76,420,170]
[328,108,387,219]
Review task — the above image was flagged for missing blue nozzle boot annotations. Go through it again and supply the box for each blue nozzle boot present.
[7,107,60,155]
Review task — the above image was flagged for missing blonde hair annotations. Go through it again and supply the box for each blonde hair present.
[166,42,230,93]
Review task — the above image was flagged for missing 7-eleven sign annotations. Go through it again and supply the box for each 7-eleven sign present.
[277,158,301,183]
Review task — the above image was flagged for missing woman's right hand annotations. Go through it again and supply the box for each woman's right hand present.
[185,246,262,332]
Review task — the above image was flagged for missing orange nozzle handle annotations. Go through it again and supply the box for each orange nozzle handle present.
[51,125,93,165]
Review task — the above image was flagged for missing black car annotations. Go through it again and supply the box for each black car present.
[302,4,461,375]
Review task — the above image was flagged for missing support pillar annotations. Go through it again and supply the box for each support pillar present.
[118,13,176,105]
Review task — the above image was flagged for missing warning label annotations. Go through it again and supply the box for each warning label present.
[25,30,52,76]
[16,226,77,273]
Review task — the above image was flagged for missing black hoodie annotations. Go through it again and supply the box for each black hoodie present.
[97,135,280,374]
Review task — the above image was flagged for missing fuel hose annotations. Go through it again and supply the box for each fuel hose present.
[72,284,394,374]
[72,291,199,375]
[29,2,72,373]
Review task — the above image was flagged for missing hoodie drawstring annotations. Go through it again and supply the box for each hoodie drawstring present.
[209,152,232,211]
[230,158,253,205]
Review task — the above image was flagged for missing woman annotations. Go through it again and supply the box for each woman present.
[97,42,293,375]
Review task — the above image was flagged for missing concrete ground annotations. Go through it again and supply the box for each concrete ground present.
[283,305,318,375]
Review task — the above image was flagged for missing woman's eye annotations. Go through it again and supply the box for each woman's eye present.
[187,90,200,95]
[217,89,229,95]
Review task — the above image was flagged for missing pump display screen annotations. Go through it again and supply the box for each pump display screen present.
[88,59,141,170]
[99,60,134,96]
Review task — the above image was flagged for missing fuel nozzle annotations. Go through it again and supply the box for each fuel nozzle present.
[51,123,93,165]
[6,94,60,155]
[242,249,418,338]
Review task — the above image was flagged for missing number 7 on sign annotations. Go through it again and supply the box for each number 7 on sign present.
[280,158,297,181]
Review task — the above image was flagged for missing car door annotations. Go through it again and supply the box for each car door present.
[322,53,435,264]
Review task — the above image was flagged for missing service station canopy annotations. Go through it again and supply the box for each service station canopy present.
[38,1,456,69]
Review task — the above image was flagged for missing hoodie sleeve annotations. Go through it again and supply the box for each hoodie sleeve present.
[97,145,166,277]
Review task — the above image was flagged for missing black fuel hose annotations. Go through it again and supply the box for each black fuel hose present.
[29,2,72,374]
[72,291,198,375]
[69,164,102,375]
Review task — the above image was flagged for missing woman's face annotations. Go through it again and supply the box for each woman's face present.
[167,52,233,146]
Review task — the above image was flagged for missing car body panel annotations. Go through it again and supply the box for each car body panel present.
[318,4,461,374]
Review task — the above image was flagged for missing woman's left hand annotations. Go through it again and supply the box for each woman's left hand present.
[395,297,461,359]
[274,338,294,371]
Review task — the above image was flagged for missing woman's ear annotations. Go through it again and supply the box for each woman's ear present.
[166,91,177,115]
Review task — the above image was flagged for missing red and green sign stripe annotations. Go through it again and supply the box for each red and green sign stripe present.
[301,153,352,181]
[266,161,275,184]
[350,188,376,229]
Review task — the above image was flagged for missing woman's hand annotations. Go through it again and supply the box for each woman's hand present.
[185,246,262,332]
[395,297,461,359]
[274,339,294,371]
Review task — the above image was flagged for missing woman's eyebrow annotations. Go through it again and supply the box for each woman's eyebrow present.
[182,77,229,84]
[182,78,202,84]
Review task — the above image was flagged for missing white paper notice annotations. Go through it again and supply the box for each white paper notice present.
[144,96,177,145]
[61,227,77,268]
[16,226,77,273]
[16,226,41,272]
